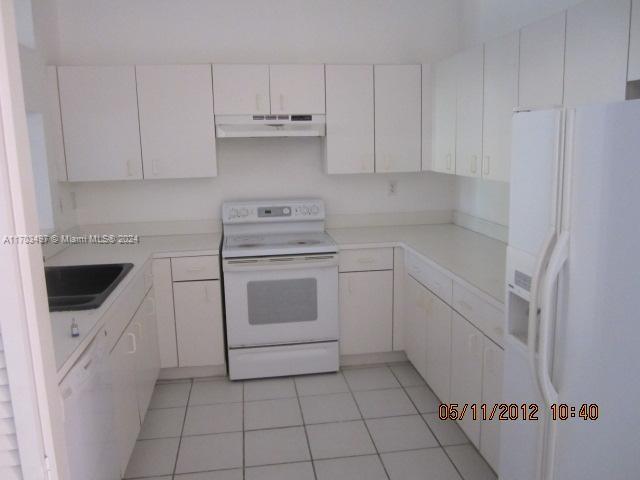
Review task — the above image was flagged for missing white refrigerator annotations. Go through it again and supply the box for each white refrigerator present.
[500,100,640,480]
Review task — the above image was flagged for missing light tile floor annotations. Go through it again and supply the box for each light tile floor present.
[124,362,497,480]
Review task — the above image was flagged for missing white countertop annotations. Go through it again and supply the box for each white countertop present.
[328,224,506,303]
[48,233,220,377]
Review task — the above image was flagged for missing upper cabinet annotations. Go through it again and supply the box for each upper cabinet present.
[269,64,325,114]
[421,64,433,172]
[455,46,484,179]
[325,65,375,174]
[374,65,422,173]
[564,0,631,107]
[629,0,640,81]
[58,66,142,181]
[518,12,566,110]
[136,65,217,179]
[482,32,519,183]
[432,56,457,175]
[212,64,270,115]
[45,67,67,182]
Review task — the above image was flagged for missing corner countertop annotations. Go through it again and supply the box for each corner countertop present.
[328,224,506,304]
[48,233,221,377]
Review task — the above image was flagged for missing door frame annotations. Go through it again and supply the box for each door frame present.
[0,1,68,479]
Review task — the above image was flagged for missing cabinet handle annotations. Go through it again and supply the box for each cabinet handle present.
[135,321,143,339]
[126,159,134,177]
[146,299,156,316]
[255,94,261,112]
[357,257,375,265]
[470,155,478,174]
[279,94,285,111]
[468,333,481,354]
[203,284,210,302]
[446,153,452,171]
[348,276,353,295]
[483,155,490,176]
[127,332,137,354]
[458,300,473,313]
[187,265,205,272]
[151,158,159,176]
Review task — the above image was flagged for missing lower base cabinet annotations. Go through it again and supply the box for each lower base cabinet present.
[404,276,428,378]
[339,270,393,355]
[109,288,160,475]
[450,312,484,447]
[173,280,225,367]
[480,337,504,471]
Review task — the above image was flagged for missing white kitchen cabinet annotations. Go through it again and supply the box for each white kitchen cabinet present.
[133,289,160,422]
[152,259,178,368]
[45,67,67,181]
[136,65,216,179]
[374,65,422,173]
[421,64,433,171]
[450,311,483,447]
[269,64,325,114]
[564,0,631,106]
[630,0,640,81]
[404,276,428,379]
[339,270,393,355]
[325,65,375,174]
[173,280,225,367]
[455,46,484,178]
[109,321,141,475]
[212,64,270,115]
[482,32,518,183]
[431,56,457,174]
[58,66,142,181]
[480,338,504,473]
[518,12,566,109]
[424,289,452,404]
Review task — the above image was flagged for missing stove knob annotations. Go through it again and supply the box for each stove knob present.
[283,207,291,215]
[229,208,238,219]
[311,205,319,215]
[239,208,249,217]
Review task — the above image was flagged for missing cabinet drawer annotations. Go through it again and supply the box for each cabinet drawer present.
[171,255,219,281]
[405,250,452,304]
[452,283,504,347]
[339,248,393,272]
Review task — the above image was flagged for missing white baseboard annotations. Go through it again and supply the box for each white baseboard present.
[159,364,226,380]
[453,210,508,243]
[340,351,408,367]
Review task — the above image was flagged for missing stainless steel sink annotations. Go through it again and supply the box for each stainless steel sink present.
[45,263,134,311]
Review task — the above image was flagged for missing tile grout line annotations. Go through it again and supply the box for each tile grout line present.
[385,362,468,480]
[293,378,319,480]
[343,369,392,480]
[172,378,194,480]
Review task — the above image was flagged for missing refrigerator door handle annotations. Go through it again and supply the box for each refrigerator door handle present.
[527,229,557,392]
[537,230,569,408]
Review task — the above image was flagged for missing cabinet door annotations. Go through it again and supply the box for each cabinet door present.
[432,56,457,174]
[630,0,640,81]
[173,280,225,367]
[403,276,428,378]
[137,65,216,179]
[325,65,375,174]
[455,46,484,178]
[339,271,393,355]
[269,64,325,114]
[58,66,142,181]
[564,0,631,106]
[212,64,270,115]
[480,338,504,473]
[425,290,452,403]
[482,32,518,183]
[519,12,566,109]
[450,312,483,446]
[45,67,67,181]
[421,64,433,171]
[109,324,140,475]
[134,290,160,422]
[374,65,422,173]
[152,259,178,368]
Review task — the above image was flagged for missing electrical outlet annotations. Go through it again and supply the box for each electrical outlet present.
[388,180,398,196]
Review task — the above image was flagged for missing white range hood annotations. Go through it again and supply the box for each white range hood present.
[215,114,325,138]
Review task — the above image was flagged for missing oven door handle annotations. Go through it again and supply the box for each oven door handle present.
[224,255,338,272]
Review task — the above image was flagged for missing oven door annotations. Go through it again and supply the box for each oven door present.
[223,254,339,348]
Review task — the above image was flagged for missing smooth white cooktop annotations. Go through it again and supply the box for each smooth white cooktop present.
[222,231,337,258]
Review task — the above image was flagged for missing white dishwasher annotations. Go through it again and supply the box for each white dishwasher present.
[60,333,119,480]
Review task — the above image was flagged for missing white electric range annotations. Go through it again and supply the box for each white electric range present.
[221,198,339,380]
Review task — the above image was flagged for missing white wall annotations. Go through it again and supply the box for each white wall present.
[52,0,462,226]
[453,0,584,227]
[72,139,455,225]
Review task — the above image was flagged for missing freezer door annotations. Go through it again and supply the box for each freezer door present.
[508,109,563,258]
[550,100,640,479]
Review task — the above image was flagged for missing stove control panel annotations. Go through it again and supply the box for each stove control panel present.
[223,199,325,224]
